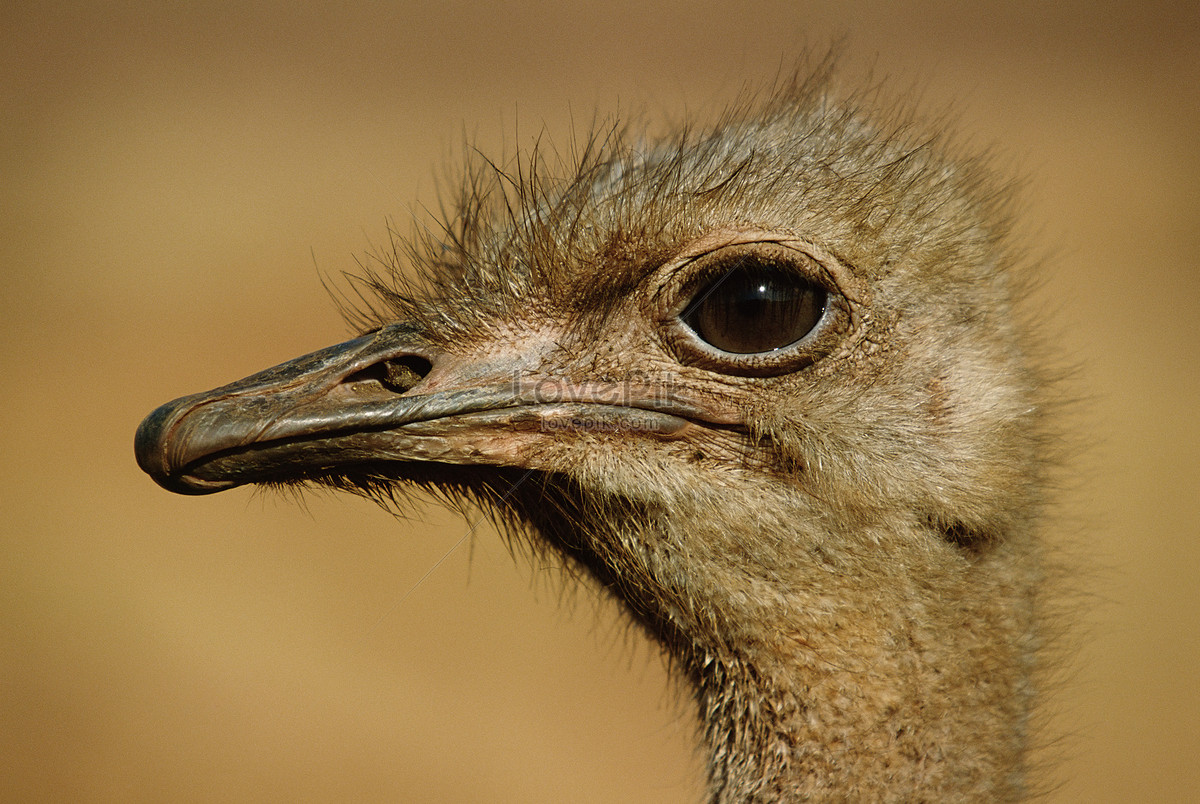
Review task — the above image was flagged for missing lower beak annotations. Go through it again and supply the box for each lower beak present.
[134,324,717,495]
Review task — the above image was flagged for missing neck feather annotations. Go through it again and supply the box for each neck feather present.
[506,475,1040,801]
[681,532,1038,802]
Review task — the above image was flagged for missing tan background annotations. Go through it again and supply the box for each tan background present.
[3,2,1197,801]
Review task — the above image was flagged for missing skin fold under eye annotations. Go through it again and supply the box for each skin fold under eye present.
[680,262,828,354]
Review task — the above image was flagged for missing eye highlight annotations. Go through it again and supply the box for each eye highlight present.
[681,267,827,354]
[661,241,849,377]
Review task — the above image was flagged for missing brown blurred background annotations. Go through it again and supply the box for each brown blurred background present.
[3,2,1197,801]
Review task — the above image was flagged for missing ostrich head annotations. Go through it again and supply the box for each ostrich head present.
[136,65,1051,800]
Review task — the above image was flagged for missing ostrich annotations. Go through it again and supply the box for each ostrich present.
[135,64,1053,801]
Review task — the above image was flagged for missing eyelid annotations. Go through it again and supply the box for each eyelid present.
[671,253,830,319]
[655,239,842,309]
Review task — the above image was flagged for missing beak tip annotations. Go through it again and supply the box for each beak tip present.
[135,398,233,495]
[134,402,174,477]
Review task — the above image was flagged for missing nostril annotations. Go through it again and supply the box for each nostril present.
[382,355,433,393]
[344,354,433,394]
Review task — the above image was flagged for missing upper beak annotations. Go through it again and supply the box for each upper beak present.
[135,323,732,495]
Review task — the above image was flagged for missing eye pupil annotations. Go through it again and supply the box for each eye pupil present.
[682,265,827,354]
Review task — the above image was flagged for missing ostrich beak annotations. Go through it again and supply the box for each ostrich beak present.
[135,324,726,495]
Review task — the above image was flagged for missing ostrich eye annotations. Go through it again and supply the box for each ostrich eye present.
[662,243,848,377]
[681,265,827,354]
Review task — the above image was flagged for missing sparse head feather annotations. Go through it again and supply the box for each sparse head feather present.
[339,60,1044,557]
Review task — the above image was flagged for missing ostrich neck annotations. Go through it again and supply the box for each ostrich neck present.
[509,476,1038,800]
[682,533,1038,803]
